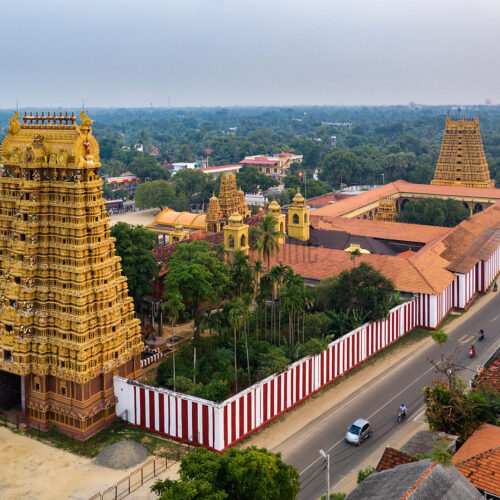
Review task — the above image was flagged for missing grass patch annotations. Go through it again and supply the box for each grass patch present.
[15,418,192,460]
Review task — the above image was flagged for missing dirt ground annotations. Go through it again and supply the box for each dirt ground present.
[0,428,179,500]
[109,208,157,227]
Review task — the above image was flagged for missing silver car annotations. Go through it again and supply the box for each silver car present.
[345,418,373,446]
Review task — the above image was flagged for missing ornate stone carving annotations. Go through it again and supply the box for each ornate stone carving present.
[8,111,21,135]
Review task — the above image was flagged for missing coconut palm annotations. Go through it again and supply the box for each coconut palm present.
[270,263,292,344]
[231,249,253,297]
[253,260,264,338]
[162,293,185,392]
[228,298,250,393]
[250,214,284,270]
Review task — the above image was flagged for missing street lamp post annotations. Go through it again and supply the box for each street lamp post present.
[319,449,330,499]
[299,171,307,199]
[382,173,385,185]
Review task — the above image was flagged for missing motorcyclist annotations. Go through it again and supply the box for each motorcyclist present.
[494,282,498,292]
[469,345,476,357]
[479,329,485,340]
[399,404,407,418]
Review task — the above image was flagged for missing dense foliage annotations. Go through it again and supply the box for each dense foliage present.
[157,238,398,400]
[397,198,470,227]
[134,180,189,211]
[151,447,300,500]
[110,223,158,301]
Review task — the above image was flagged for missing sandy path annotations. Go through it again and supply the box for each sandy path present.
[109,208,157,227]
[0,428,178,500]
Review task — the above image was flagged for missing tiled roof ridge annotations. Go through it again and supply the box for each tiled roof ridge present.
[376,447,420,472]
[406,257,440,294]
[456,445,500,465]
[401,461,438,499]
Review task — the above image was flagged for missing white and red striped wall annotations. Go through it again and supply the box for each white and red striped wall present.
[115,300,417,451]
[115,249,500,452]
[141,352,163,368]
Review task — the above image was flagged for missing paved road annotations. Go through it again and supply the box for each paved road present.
[278,294,500,500]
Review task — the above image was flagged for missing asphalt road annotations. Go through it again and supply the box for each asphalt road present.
[278,293,500,500]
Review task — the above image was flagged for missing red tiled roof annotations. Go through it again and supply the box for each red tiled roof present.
[473,356,500,394]
[279,152,295,156]
[397,250,416,258]
[312,180,500,218]
[250,244,446,294]
[376,447,420,472]
[310,216,451,244]
[453,424,500,496]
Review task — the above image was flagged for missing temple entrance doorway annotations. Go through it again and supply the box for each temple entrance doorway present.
[0,370,22,412]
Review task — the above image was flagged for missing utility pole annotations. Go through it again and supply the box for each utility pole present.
[382,173,385,185]
[319,449,330,499]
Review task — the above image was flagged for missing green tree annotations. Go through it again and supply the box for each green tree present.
[314,262,396,324]
[134,180,188,211]
[396,198,469,227]
[163,293,185,391]
[110,223,158,302]
[163,241,230,341]
[152,447,300,500]
[172,169,216,206]
[231,250,254,297]
[128,155,170,181]
[250,214,284,270]
[236,166,279,193]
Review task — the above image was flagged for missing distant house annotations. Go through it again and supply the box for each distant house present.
[240,152,303,178]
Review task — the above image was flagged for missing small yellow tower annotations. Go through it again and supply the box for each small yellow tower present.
[170,223,189,243]
[268,200,286,244]
[287,190,310,241]
[205,195,223,232]
[223,212,249,254]
[375,197,397,222]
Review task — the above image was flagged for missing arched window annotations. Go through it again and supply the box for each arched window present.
[229,234,234,248]
[266,168,270,174]
[293,214,299,224]
[240,234,246,247]
[473,203,483,214]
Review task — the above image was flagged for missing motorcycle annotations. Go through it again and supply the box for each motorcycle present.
[397,410,407,423]
[479,331,485,341]
[469,348,476,358]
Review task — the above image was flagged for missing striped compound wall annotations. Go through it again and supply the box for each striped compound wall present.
[115,299,417,451]
[115,253,500,452]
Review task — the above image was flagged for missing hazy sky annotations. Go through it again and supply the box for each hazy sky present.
[1,0,500,108]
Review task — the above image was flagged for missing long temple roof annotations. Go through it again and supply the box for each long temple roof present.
[311,180,500,218]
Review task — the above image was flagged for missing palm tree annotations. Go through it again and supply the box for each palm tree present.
[350,247,362,268]
[270,264,292,345]
[228,298,249,393]
[253,260,264,338]
[250,214,285,270]
[162,293,185,392]
[231,249,253,297]
[258,274,273,341]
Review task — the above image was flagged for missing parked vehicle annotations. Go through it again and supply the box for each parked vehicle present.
[345,418,372,446]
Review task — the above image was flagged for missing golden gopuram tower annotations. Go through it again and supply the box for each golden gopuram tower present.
[431,117,494,188]
[0,111,142,440]
[218,173,250,220]
[205,173,250,232]
[376,197,397,222]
